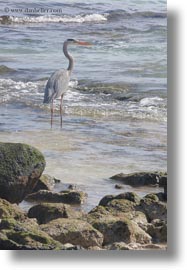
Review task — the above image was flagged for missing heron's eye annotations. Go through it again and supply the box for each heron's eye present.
[67,39,75,42]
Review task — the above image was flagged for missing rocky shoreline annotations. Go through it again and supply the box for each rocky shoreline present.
[0,142,167,250]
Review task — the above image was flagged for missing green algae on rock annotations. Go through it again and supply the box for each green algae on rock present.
[0,142,46,203]
[40,218,103,248]
[28,203,83,224]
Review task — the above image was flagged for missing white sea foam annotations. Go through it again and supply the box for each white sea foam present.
[9,14,108,24]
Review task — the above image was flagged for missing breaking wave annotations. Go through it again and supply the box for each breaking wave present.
[0,13,108,24]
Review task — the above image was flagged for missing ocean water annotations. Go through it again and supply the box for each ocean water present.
[0,0,167,210]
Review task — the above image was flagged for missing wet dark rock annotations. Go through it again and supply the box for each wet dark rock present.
[114,184,124,189]
[28,203,83,224]
[140,198,167,222]
[40,218,103,248]
[0,142,46,203]
[25,190,87,205]
[110,171,167,187]
[99,195,115,206]
[147,219,167,243]
[0,15,12,25]
[0,65,15,74]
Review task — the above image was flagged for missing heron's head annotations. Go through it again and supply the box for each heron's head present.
[66,39,92,46]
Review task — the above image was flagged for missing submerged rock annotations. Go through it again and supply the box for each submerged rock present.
[40,218,103,248]
[28,203,83,224]
[25,190,87,205]
[110,171,167,186]
[0,142,46,203]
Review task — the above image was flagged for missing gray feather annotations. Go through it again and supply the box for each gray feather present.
[43,69,70,103]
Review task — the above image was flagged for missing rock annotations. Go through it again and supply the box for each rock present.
[114,184,124,189]
[144,193,159,202]
[99,192,140,206]
[147,219,167,243]
[0,15,11,25]
[0,218,63,250]
[140,198,167,222]
[0,198,26,220]
[99,195,115,206]
[110,171,167,186]
[0,65,15,74]
[159,175,167,197]
[155,192,167,202]
[106,242,132,250]
[115,192,141,204]
[106,242,166,250]
[32,174,55,193]
[89,215,151,245]
[28,203,83,224]
[0,142,46,203]
[105,199,137,214]
[40,218,103,248]
[25,190,87,205]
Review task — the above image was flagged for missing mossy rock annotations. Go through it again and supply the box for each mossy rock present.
[90,216,151,245]
[0,142,46,203]
[0,198,26,220]
[140,198,167,222]
[0,143,45,203]
[40,218,103,248]
[110,171,167,186]
[25,190,87,205]
[99,192,140,206]
[28,203,83,224]
[0,217,63,250]
[144,193,159,202]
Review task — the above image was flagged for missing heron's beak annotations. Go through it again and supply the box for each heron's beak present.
[76,41,92,46]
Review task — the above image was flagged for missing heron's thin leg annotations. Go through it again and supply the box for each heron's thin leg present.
[60,94,64,128]
[51,99,54,129]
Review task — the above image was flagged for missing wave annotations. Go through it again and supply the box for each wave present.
[0,78,166,121]
[0,13,108,24]
[107,9,166,21]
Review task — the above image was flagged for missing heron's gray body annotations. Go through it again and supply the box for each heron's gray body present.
[43,69,70,103]
[43,38,91,127]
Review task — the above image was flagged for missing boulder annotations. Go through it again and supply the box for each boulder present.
[0,143,46,203]
[105,199,137,214]
[25,190,87,205]
[147,219,167,243]
[40,218,103,248]
[0,218,63,250]
[32,174,55,193]
[28,203,83,224]
[89,215,151,245]
[140,198,167,222]
[99,192,140,206]
[0,198,26,220]
[110,171,167,186]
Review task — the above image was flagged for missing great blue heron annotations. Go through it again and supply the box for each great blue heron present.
[43,38,91,127]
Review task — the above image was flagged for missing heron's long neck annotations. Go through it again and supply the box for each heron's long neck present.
[63,42,74,73]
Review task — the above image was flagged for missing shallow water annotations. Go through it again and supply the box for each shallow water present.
[0,0,166,210]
